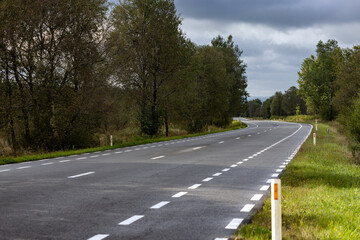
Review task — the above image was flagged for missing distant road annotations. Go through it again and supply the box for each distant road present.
[0,119,311,240]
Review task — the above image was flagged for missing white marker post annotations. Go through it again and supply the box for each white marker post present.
[313,133,316,146]
[315,119,318,131]
[271,179,281,240]
[110,135,113,146]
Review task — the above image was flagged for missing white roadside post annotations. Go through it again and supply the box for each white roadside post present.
[271,179,281,240]
[110,135,113,146]
[313,133,316,146]
[315,119,318,131]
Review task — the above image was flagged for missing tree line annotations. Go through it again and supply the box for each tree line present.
[0,0,248,154]
[245,86,306,119]
[298,40,360,162]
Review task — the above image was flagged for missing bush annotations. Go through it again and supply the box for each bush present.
[345,94,360,164]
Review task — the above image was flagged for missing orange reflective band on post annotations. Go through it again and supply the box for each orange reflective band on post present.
[274,183,278,200]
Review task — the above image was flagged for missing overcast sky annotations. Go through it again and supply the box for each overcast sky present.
[173,0,360,98]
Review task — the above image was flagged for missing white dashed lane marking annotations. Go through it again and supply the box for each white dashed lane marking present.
[219,141,224,144]
[213,173,222,177]
[76,157,87,160]
[150,201,170,209]
[119,215,144,225]
[251,194,263,201]
[272,174,279,177]
[202,177,213,182]
[102,153,110,156]
[260,185,270,191]
[240,204,255,212]
[41,162,54,166]
[230,165,237,168]
[68,172,95,179]
[222,168,230,172]
[172,192,188,198]
[0,169,10,173]
[17,166,31,170]
[87,234,109,240]
[90,155,100,158]
[59,160,71,163]
[188,184,201,189]
[225,218,243,229]
[151,156,165,160]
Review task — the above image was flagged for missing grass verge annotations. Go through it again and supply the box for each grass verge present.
[235,120,360,239]
[0,121,246,166]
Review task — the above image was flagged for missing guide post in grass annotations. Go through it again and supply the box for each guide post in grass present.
[271,179,281,240]
[110,135,113,146]
[315,119,318,131]
[327,129,330,143]
[313,133,316,146]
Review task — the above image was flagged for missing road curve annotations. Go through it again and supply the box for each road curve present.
[0,119,312,240]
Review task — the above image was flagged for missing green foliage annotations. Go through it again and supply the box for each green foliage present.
[247,99,262,118]
[296,105,301,115]
[344,95,360,163]
[298,40,338,120]
[235,121,360,239]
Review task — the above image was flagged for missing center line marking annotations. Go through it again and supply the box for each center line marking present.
[124,150,132,152]
[41,162,54,166]
[202,177,213,182]
[230,165,237,168]
[172,192,188,198]
[248,135,251,137]
[17,166,31,169]
[87,234,109,240]
[243,158,249,161]
[102,153,110,156]
[219,141,224,144]
[188,184,201,189]
[225,218,243,229]
[150,201,170,209]
[115,151,122,154]
[237,162,243,164]
[151,155,165,160]
[213,173,222,177]
[0,169,10,173]
[222,168,230,172]
[76,157,87,160]
[192,146,204,150]
[119,215,144,225]
[241,204,255,212]
[90,155,100,158]
[251,194,263,201]
[68,172,95,179]
[236,137,240,139]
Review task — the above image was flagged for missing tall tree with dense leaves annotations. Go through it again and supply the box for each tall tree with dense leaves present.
[298,40,338,120]
[107,0,187,136]
[0,0,109,151]
[270,91,284,116]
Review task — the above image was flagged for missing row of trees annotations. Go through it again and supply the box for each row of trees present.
[298,40,360,161]
[246,86,306,119]
[0,0,248,153]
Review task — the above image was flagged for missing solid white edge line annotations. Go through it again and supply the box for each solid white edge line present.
[68,172,95,179]
[150,201,170,209]
[260,185,270,191]
[118,215,144,225]
[87,234,109,240]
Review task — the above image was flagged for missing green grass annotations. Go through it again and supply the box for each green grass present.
[235,119,360,240]
[0,121,247,166]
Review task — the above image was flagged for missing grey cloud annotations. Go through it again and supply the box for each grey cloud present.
[174,0,360,28]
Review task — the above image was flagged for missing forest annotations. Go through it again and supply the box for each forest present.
[0,0,248,155]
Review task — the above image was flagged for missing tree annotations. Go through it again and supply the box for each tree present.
[261,97,273,119]
[282,86,306,116]
[107,0,187,136]
[0,0,109,151]
[270,91,284,116]
[247,99,262,118]
[298,40,338,120]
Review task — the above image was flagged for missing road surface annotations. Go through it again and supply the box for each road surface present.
[0,119,312,240]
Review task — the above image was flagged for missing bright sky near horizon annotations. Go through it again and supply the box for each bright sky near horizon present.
[111,0,360,98]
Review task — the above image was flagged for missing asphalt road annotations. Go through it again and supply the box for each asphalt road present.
[0,119,312,240]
